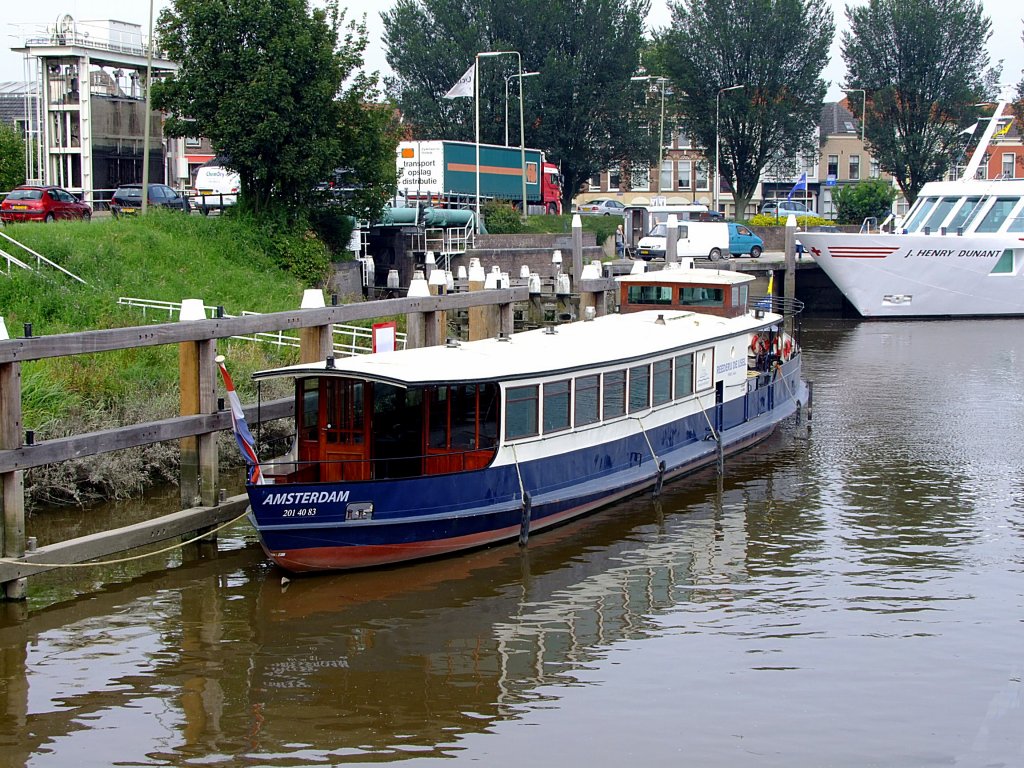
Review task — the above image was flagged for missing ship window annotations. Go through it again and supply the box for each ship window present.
[300,378,319,440]
[324,379,364,445]
[679,286,724,306]
[975,197,1020,232]
[653,360,672,405]
[990,249,1015,274]
[674,354,694,398]
[450,385,479,449]
[505,385,539,440]
[575,374,600,426]
[904,197,936,232]
[628,364,650,413]
[924,197,957,230]
[543,379,571,433]
[1009,211,1024,233]
[627,285,672,305]
[946,197,983,232]
[602,370,626,419]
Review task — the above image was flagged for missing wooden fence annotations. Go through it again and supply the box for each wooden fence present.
[0,287,527,599]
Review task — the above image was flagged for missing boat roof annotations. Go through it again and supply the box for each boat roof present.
[917,177,1024,197]
[253,309,777,387]
[616,268,755,286]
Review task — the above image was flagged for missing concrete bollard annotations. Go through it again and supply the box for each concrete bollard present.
[666,214,678,264]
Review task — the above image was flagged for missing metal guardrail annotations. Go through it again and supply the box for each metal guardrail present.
[116,297,408,356]
[0,230,88,284]
[749,295,805,317]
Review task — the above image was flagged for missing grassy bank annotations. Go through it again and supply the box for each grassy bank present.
[0,212,321,506]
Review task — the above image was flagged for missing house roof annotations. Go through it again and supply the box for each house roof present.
[819,101,860,137]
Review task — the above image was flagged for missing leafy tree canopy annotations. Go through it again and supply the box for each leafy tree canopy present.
[0,122,26,193]
[831,178,898,224]
[382,0,655,209]
[842,0,992,203]
[654,0,833,217]
[153,0,395,222]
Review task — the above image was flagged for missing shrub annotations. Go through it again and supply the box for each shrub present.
[832,179,897,225]
[482,201,524,234]
[749,213,830,228]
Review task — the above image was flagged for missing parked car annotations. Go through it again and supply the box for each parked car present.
[728,222,764,258]
[760,199,809,217]
[576,198,626,216]
[0,185,91,224]
[110,184,191,217]
[192,165,240,214]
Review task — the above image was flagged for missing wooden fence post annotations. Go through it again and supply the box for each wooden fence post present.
[299,289,333,362]
[0,355,27,601]
[179,300,209,512]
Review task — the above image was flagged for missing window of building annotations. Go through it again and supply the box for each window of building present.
[695,160,709,191]
[574,374,600,426]
[849,154,860,180]
[1002,153,1015,179]
[631,165,650,192]
[602,370,626,420]
[676,128,692,149]
[678,159,692,190]
[870,159,880,178]
[827,155,839,177]
[589,173,601,191]
[608,169,621,192]
[660,159,673,192]
[185,136,201,148]
[505,385,538,440]
[628,364,650,413]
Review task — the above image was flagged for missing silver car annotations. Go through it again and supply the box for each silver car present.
[576,198,626,216]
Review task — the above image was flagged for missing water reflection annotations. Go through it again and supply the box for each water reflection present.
[0,318,1022,766]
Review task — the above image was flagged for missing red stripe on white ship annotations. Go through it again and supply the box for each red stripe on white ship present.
[828,246,899,259]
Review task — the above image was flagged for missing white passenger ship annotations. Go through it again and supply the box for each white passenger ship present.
[800,96,1024,317]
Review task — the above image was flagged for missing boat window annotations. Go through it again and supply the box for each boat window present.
[1009,210,1024,233]
[602,370,626,420]
[945,197,982,232]
[574,374,600,426]
[479,385,499,448]
[975,197,1020,232]
[324,379,364,445]
[679,286,724,306]
[428,383,498,450]
[428,386,450,449]
[738,285,748,308]
[652,360,672,406]
[990,249,1015,274]
[543,379,571,433]
[923,197,958,230]
[627,285,672,305]
[505,385,539,440]
[674,354,694,398]
[903,197,936,232]
[300,378,319,440]
[628,364,650,413]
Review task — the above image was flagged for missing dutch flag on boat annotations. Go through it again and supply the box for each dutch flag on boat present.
[216,355,266,485]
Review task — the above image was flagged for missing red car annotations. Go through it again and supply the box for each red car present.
[1,185,92,224]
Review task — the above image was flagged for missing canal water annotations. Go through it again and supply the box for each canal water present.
[1,318,1023,767]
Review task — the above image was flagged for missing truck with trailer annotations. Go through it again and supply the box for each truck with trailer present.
[396,140,562,215]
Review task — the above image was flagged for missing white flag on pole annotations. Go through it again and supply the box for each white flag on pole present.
[444,64,475,99]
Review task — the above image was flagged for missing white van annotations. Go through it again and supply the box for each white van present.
[192,165,240,214]
[635,220,730,261]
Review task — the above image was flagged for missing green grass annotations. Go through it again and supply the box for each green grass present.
[0,213,314,425]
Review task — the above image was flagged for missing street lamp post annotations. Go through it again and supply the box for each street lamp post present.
[845,88,866,141]
[715,84,744,215]
[474,51,525,226]
[631,75,669,194]
[505,71,539,147]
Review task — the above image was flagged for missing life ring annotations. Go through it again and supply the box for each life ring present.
[749,334,762,354]
[783,338,793,360]
[772,336,782,356]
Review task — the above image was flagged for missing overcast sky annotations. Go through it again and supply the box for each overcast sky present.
[2,0,1021,101]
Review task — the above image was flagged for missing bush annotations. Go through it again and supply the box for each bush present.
[832,179,897,225]
[309,206,357,258]
[749,213,830,228]
[482,201,524,234]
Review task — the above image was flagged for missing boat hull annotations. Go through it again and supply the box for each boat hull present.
[247,359,806,572]
[801,232,1024,317]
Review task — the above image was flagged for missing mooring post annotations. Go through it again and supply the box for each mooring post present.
[426,266,448,346]
[467,259,487,341]
[666,214,678,265]
[571,213,584,285]
[405,271,429,349]
[0,340,27,600]
[299,289,332,362]
[179,300,207,511]
[784,214,797,336]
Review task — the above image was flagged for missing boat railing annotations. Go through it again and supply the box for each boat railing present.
[261,447,497,484]
[748,295,804,317]
[859,216,879,234]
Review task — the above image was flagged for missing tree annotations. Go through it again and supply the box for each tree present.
[153,0,392,220]
[0,122,26,193]
[831,179,898,224]
[654,0,833,217]
[382,0,656,210]
[842,0,992,204]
